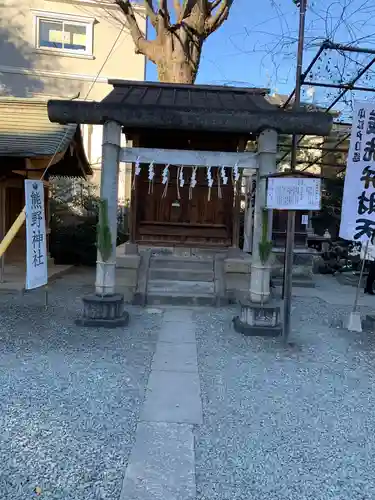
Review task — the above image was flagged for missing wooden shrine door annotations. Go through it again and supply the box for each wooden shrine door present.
[135,164,234,247]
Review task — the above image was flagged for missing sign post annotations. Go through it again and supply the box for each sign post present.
[266,173,321,343]
[266,177,321,211]
[283,0,308,343]
[25,180,48,292]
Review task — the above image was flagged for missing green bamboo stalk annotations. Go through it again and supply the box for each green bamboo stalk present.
[97,198,112,262]
[258,209,273,265]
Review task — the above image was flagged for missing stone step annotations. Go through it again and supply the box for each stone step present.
[146,292,216,307]
[150,256,214,271]
[148,267,214,282]
[147,279,215,295]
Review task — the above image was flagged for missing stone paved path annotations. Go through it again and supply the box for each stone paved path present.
[120,308,200,500]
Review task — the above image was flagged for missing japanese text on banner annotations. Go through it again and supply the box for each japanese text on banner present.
[340,103,375,242]
[25,180,48,290]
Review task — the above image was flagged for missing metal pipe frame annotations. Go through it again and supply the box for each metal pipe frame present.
[277,40,375,166]
[303,81,375,92]
[299,132,351,172]
[279,144,348,154]
[282,40,329,109]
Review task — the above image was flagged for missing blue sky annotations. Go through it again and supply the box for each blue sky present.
[145,0,375,112]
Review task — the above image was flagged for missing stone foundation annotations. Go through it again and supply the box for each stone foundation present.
[117,244,317,307]
[272,248,316,278]
[75,293,129,328]
[116,243,141,303]
[233,298,282,337]
[271,248,317,287]
[223,252,252,303]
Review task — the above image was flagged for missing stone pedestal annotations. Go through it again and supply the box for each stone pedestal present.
[233,299,282,337]
[224,252,252,303]
[75,293,129,328]
[123,242,138,255]
[116,251,141,303]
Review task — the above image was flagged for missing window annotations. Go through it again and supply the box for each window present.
[33,11,94,57]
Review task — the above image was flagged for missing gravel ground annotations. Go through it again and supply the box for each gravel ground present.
[0,269,161,500]
[194,298,375,500]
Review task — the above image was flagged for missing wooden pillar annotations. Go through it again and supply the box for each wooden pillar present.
[231,138,246,248]
[231,181,241,248]
[242,172,254,253]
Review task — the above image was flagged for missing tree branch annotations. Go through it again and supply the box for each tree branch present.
[158,0,169,15]
[209,0,221,11]
[115,0,159,63]
[205,0,233,34]
[173,0,181,19]
[143,0,157,28]
[179,0,197,21]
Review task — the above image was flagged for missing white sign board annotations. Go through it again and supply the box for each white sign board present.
[340,102,375,242]
[301,214,309,225]
[266,177,321,210]
[25,180,48,290]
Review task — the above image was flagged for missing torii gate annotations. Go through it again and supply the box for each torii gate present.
[48,80,332,328]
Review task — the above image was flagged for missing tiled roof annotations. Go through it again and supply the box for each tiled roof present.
[0,98,76,157]
[103,80,274,112]
[48,80,333,137]
[0,98,91,177]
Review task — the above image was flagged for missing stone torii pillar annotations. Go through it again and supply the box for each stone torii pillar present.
[233,128,282,337]
[95,121,121,297]
[76,120,129,328]
[250,128,278,303]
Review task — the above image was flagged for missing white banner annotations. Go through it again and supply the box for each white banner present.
[25,180,48,290]
[266,177,321,210]
[340,102,375,242]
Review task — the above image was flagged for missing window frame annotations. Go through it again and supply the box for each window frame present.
[32,10,95,58]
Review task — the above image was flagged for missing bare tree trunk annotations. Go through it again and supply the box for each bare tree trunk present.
[158,60,196,83]
[115,0,234,84]
[156,26,203,83]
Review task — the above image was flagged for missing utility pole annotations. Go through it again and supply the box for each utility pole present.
[283,0,308,343]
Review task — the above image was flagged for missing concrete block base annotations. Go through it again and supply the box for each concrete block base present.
[346,311,362,333]
[116,253,141,304]
[233,316,283,337]
[233,299,282,337]
[75,293,129,328]
[224,253,252,302]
